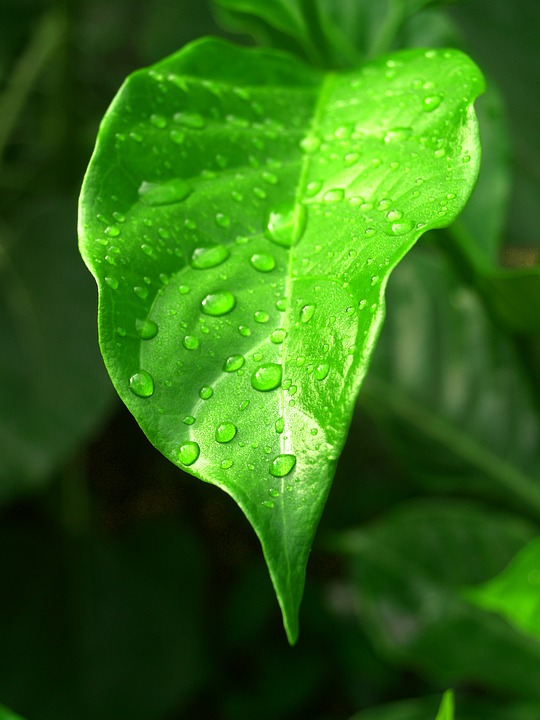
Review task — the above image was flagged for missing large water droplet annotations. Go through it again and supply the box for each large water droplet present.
[215,422,237,443]
[129,370,154,397]
[136,318,158,340]
[201,291,236,316]
[265,204,307,248]
[300,304,315,323]
[423,94,443,112]
[250,252,276,272]
[138,179,192,206]
[178,441,200,466]
[251,363,282,392]
[269,454,296,477]
[223,354,245,372]
[191,245,230,269]
[174,111,205,129]
[270,328,287,344]
[183,335,199,350]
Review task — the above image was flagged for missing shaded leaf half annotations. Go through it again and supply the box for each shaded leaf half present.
[79,38,483,641]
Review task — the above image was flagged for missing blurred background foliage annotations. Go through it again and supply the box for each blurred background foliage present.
[1,0,539,718]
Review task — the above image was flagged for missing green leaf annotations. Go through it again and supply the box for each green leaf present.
[78,37,484,642]
[435,691,454,720]
[463,535,540,642]
[338,499,540,699]
[363,248,540,516]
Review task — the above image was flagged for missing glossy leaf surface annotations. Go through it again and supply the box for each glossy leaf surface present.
[363,248,540,515]
[339,499,540,698]
[435,691,454,720]
[463,535,540,642]
[79,38,483,641]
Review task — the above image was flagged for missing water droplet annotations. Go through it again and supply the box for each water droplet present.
[265,204,307,248]
[323,188,344,203]
[253,351,263,362]
[262,500,275,509]
[276,298,287,312]
[150,113,167,128]
[220,458,233,469]
[174,111,205,129]
[170,129,185,144]
[269,488,280,498]
[215,212,230,228]
[191,245,230,269]
[423,94,443,112]
[134,285,148,300]
[238,325,251,337]
[254,311,269,323]
[251,363,282,392]
[269,454,296,477]
[183,416,196,425]
[384,127,412,143]
[275,417,285,433]
[388,220,414,236]
[104,276,119,290]
[215,422,237,443]
[262,170,278,185]
[386,209,402,221]
[201,291,236,316]
[300,304,315,323]
[300,135,320,153]
[105,225,120,237]
[344,152,359,166]
[271,328,287,344]
[136,318,158,339]
[129,370,154,397]
[305,180,322,197]
[365,228,375,237]
[116,327,126,337]
[138,179,192,206]
[179,285,190,294]
[183,335,199,350]
[199,385,213,400]
[250,253,276,272]
[178,441,200,466]
[224,354,245,372]
[314,363,329,380]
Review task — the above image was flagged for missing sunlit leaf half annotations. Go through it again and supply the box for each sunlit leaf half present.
[79,37,483,642]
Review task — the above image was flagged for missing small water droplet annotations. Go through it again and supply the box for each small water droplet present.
[133,285,148,299]
[215,422,237,443]
[262,170,278,185]
[174,111,205,129]
[251,363,282,392]
[300,304,315,323]
[201,291,236,316]
[183,335,199,350]
[384,127,412,143]
[199,385,213,399]
[250,253,276,272]
[105,276,119,290]
[224,354,245,372]
[276,298,287,312]
[365,228,375,237]
[220,458,233,469]
[215,212,230,228]
[269,454,296,477]
[253,351,263,362]
[170,129,185,144]
[178,441,200,466]
[183,416,196,425]
[179,285,190,295]
[388,220,414,236]
[386,209,403,221]
[300,135,320,153]
[305,180,322,197]
[150,113,167,128]
[138,179,192,206]
[323,188,344,203]
[262,500,275,508]
[129,370,154,397]
[265,204,307,248]
[238,325,251,337]
[423,94,443,112]
[314,363,329,380]
[254,310,269,323]
[105,225,120,237]
[275,417,285,434]
[344,152,359,166]
[191,245,230,269]
[136,318,158,339]
[271,328,287,344]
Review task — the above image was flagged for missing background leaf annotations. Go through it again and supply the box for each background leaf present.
[363,247,540,515]
[79,38,483,641]
[463,535,540,642]
[338,499,540,699]
[435,690,454,720]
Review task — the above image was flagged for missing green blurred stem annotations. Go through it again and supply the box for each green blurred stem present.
[369,0,404,57]
[363,376,540,519]
[299,0,335,68]
[0,11,65,168]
